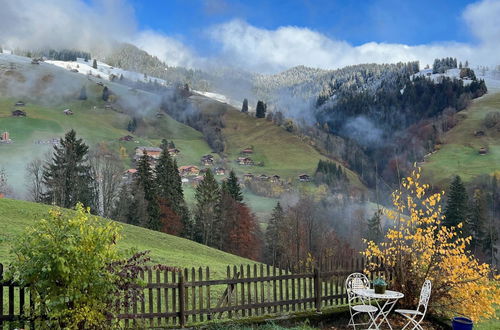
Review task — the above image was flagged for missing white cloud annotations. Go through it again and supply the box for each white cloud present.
[131,30,199,68]
[208,0,500,73]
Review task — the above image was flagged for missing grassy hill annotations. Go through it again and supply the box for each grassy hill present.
[422,90,500,187]
[0,198,254,278]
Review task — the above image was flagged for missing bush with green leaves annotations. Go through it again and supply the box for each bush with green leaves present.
[8,204,140,329]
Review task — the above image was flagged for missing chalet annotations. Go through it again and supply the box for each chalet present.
[31,58,40,65]
[479,147,488,155]
[63,109,74,115]
[201,154,214,166]
[168,148,180,156]
[12,110,26,117]
[474,130,485,137]
[14,101,25,107]
[270,175,281,183]
[243,173,254,180]
[156,112,165,118]
[237,157,254,166]
[259,174,270,181]
[135,147,162,160]
[191,175,204,185]
[181,178,189,184]
[97,82,104,86]
[179,165,200,176]
[298,174,311,182]
[104,104,113,110]
[119,135,134,142]
[241,148,254,154]
[215,167,226,176]
[199,168,209,175]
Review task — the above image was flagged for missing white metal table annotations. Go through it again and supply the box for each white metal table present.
[353,288,404,330]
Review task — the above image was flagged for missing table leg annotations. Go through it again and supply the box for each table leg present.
[368,298,399,330]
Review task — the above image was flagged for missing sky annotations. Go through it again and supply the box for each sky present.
[1,0,499,73]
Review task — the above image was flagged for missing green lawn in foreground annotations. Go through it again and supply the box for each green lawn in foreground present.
[0,199,254,280]
[422,91,500,187]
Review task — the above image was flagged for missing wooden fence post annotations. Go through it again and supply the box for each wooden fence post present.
[178,272,186,328]
[0,263,3,328]
[314,267,321,312]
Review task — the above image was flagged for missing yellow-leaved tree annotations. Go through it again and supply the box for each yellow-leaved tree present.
[364,167,499,321]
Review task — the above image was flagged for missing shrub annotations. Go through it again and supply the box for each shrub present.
[363,167,500,321]
[484,111,500,128]
[9,204,130,328]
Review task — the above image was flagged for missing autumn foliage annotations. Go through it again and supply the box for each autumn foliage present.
[364,167,500,321]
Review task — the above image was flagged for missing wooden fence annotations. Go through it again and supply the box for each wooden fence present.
[1,257,386,328]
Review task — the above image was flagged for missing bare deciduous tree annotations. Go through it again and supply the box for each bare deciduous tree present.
[26,158,45,202]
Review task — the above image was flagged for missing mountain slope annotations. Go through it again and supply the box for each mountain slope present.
[0,198,254,278]
[422,90,500,186]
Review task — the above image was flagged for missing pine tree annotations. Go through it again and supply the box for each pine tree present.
[241,98,248,113]
[193,169,220,246]
[444,175,469,234]
[135,151,160,231]
[256,100,266,118]
[79,86,87,100]
[366,209,383,243]
[225,170,243,202]
[102,86,110,101]
[265,202,286,265]
[92,59,97,69]
[42,129,96,210]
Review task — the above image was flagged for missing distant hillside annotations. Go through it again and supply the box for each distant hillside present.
[422,90,500,187]
[0,198,254,278]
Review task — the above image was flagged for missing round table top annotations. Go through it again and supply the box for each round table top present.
[353,288,404,299]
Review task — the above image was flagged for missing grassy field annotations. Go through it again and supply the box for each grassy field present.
[422,91,500,187]
[0,198,255,279]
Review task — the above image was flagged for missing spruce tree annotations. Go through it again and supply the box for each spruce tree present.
[79,86,87,100]
[92,59,97,69]
[444,175,469,233]
[265,202,285,265]
[42,129,96,210]
[241,98,248,113]
[366,209,383,243]
[135,151,160,231]
[193,169,220,246]
[225,170,243,202]
[469,189,487,253]
[256,100,266,118]
[102,86,110,101]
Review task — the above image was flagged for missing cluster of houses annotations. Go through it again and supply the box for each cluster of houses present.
[242,173,311,183]
[34,138,60,146]
[11,101,27,117]
[0,132,11,144]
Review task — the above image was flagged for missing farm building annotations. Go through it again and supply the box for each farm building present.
[259,174,270,181]
[135,147,162,160]
[14,101,25,106]
[168,148,180,156]
[479,147,488,155]
[201,154,214,166]
[474,130,485,137]
[63,109,74,115]
[12,110,26,117]
[270,175,281,183]
[298,174,311,182]
[179,165,200,176]
[237,157,254,166]
[243,173,254,180]
[241,148,254,154]
[215,167,226,176]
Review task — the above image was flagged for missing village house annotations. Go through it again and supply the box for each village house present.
[237,157,254,166]
[215,167,226,176]
[241,147,254,154]
[259,174,270,181]
[479,147,488,155]
[63,109,74,115]
[14,101,25,107]
[181,177,189,184]
[191,175,204,185]
[156,112,165,118]
[168,148,180,156]
[270,175,281,183]
[243,173,254,180]
[12,110,26,117]
[201,154,214,166]
[179,165,200,177]
[135,147,162,160]
[298,174,311,182]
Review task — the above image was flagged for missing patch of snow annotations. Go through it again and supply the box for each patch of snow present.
[192,90,243,109]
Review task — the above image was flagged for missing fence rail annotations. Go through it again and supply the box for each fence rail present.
[1,257,386,328]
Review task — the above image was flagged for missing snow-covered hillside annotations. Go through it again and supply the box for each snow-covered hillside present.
[411,68,474,85]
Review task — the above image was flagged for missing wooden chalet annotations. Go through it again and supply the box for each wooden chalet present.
[201,154,214,166]
[237,157,254,166]
[215,167,226,176]
[241,147,254,154]
[119,135,134,142]
[135,147,162,160]
[168,148,180,156]
[14,101,25,107]
[179,165,200,176]
[270,175,281,183]
[12,110,26,117]
[63,109,74,115]
[298,174,311,182]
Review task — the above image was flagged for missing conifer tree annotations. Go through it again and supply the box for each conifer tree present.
[102,86,110,101]
[79,86,87,100]
[225,170,243,202]
[469,189,487,253]
[264,202,286,265]
[135,151,160,231]
[256,100,267,118]
[92,59,97,69]
[241,98,248,113]
[193,169,220,246]
[444,175,469,234]
[366,209,383,243]
[42,129,96,210]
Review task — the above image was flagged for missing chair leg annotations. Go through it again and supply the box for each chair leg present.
[401,313,419,330]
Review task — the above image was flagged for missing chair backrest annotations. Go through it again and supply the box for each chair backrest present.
[345,273,370,305]
[417,280,432,314]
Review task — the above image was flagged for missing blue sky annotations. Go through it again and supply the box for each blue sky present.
[128,0,477,50]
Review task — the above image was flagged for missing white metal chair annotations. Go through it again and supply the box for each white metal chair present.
[395,280,432,330]
[346,272,378,329]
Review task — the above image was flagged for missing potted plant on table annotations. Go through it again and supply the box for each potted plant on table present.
[373,277,387,294]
